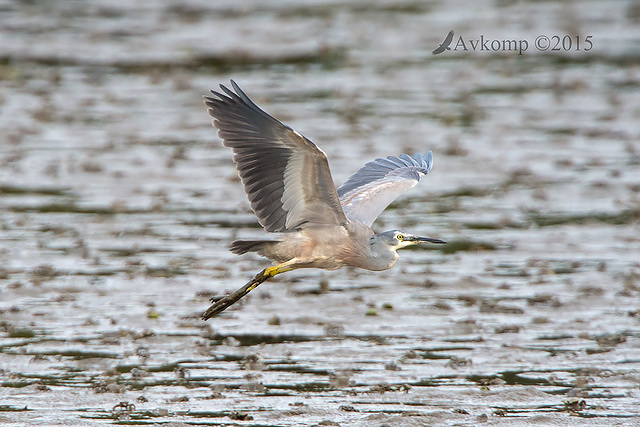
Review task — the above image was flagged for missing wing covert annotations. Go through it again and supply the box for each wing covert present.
[337,152,433,227]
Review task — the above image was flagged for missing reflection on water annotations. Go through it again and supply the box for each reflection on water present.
[1,0,639,425]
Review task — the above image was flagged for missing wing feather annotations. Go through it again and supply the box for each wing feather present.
[204,81,346,232]
[337,152,433,227]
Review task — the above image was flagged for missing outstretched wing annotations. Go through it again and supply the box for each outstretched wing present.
[337,152,433,227]
[204,81,347,232]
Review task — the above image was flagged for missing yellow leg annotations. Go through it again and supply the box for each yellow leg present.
[202,263,294,320]
[263,264,294,278]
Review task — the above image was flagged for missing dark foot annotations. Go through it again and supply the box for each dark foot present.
[209,295,225,303]
[202,295,239,320]
[202,268,271,320]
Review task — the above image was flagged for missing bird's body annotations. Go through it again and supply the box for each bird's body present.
[202,81,445,319]
[232,221,397,272]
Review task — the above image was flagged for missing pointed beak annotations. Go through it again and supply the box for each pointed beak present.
[406,235,446,244]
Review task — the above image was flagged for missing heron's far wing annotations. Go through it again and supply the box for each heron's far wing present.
[337,152,433,227]
[204,81,347,233]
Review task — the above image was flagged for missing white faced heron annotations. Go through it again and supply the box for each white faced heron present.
[202,81,445,319]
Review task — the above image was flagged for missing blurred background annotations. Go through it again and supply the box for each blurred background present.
[0,1,639,425]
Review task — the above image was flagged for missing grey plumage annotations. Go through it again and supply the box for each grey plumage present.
[229,240,271,255]
[338,152,433,227]
[201,81,445,319]
[204,81,345,233]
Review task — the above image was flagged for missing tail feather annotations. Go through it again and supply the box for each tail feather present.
[229,240,275,255]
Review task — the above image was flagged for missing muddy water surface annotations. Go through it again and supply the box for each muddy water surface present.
[1,1,639,426]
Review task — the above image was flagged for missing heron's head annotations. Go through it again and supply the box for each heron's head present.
[373,230,446,251]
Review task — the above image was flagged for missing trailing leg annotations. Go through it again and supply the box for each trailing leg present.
[201,263,295,320]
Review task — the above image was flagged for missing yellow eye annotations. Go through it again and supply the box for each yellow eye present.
[396,234,404,241]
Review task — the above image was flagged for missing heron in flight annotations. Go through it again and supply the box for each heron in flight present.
[202,81,445,320]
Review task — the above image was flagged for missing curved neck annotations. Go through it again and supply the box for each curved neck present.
[366,238,399,271]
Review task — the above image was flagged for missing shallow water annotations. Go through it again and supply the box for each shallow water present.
[1,0,640,426]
